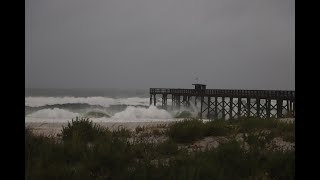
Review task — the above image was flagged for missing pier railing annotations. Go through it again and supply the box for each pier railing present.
[150,88,295,100]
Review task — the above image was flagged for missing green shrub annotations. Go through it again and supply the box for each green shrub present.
[273,121,295,137]
[60,117,109,144]
[238,117,277,132]
[283,111,294,118]
[135,126,145,134]
[166,118,204,143]
[153,129,162,136]
[131,141,158,160]
[25,129,71,180]
[157,140,179,156]
[204,119,230,136]
[264,150,295,180]
[156,123,168,128]
[112,126,132,138]
[282,132,295,142]
[244,131,270,150]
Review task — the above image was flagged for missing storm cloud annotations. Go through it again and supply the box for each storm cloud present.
[25,0,294,90]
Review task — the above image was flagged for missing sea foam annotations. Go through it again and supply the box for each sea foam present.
[112,105,172,121]
[27,108,80,119]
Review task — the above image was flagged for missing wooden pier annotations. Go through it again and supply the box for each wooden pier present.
[150,84,295,119]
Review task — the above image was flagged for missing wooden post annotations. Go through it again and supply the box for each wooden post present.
[288,100,292,117]
[207,96,211,119]
[176,96,180,109]
[162,94,164,108]
[150,94,152,105]
[293,101,295,117]
[238,98,241,118]
[165,95,167,108]
[222,97,225,119]
[215,96,218,119]
[266,99,271,118]
[162,94,167,109]
[195,96,197,107]
[277,99,283,118]
[200,96,203,119]
[256,98,260,118]
[183,96,187,107]
[187,96,190,107]
[172,95,174,110]
[229,97,233,119]
[153,94,156,106]
[247,98,250,118]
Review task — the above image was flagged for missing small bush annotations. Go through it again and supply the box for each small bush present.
[156,123,167,128]
[112,126,132,138]
[157,140,179,156]
[152,129,163,136]
[283,111,294,118]
[135,126,145,134]
[244,131,270,150]
[268,121,294,143]
[282,132,295,142]
[264,150,295,180]
[238,117,278,132]
[166,118,204,143]
[204,119,230,136]
[60,117,108,144]
[131,141,158,160]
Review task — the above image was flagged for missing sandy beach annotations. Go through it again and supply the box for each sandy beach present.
[25,121,176,136]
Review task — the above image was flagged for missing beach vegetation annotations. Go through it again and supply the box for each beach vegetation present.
[26,117,294,180]
[166,118,204,143]
[59,117,108,144]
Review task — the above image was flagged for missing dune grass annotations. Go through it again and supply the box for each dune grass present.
[26,117,294,180]
[166,118,204,143]
[166,117,294,144]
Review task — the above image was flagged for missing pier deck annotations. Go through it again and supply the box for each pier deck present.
[150,87,295,119]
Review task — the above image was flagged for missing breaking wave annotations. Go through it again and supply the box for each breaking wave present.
[112,106,172,120]
[25,106,173,121]
[84,110,111,118]
[26,108,80,119]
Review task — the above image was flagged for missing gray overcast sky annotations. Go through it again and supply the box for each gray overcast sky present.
[25,0,294,90]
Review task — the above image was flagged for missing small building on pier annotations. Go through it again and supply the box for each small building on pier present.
[192,84,206,91]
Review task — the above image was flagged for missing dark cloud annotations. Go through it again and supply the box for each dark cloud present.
[25,0,294,90]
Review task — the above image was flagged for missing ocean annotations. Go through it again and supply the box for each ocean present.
[25,88,285,123]
[25,88,183,123]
